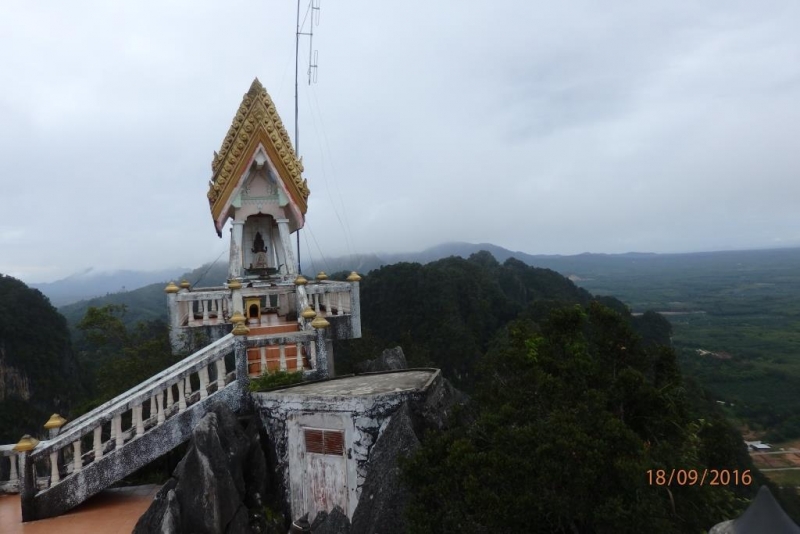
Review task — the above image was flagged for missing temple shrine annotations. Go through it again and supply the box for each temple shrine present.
[0,79,447,530]
[165,78,362,376]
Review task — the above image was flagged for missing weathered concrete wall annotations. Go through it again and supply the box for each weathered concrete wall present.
[252,370,444,522]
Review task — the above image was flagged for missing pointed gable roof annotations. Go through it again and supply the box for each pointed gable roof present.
[207,78,310,236]
[733,486,800,533]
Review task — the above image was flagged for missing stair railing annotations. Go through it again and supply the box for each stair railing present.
[23,333,238,498]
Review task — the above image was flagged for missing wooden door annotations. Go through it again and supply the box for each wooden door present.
[303,428,348,521]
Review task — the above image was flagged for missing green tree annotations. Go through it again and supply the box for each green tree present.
[403,303,742,533]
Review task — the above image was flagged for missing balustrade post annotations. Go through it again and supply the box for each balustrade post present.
[311,316,330,378]
[216,359,226,389]
[294,275,309,325]
[114,415,123,448]
[72,441,82,473]
[202,300,210,325]
[178,378,187,411]
[9,453,18,484]
[313,293,320,315]
[260,347,267,375]
[166,385,174,410]
[347,272,362,337]
[279,343,287,371]
[135,404,145,437]
[296,342,303,371]
[233,331,250,408]
[199,367,210,399]
[49,451,60,484]
[18,450,36,522]
[93,426,103,460]
[157,391,165,424]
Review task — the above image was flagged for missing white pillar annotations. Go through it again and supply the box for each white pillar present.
[50,451,60,484]
[9,453,18,483]
[276,218,297,275]
[229,220,245,280]
[93,426,103,460]
[72,441,82,473]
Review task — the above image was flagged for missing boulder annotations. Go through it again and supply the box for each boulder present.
[355,346,408,373]
[350,403,420,534]
[133,404,269,534]
[416,376,469,431]
[312,506,351,533]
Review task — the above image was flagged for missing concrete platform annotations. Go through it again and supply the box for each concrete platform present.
[0,485,159,533]
[268,369,438,397]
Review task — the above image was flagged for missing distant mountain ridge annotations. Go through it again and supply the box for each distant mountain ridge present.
[56,242,800,332]
[30,267,191,306]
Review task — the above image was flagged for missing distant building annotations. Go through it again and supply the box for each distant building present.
[745,440,772,451]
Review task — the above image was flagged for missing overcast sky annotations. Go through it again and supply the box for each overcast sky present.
[2,1,799,283]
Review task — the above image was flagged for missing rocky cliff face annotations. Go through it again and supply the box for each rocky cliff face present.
[134,404,272,534]
[0,344,31,401]
[0,274,81,442]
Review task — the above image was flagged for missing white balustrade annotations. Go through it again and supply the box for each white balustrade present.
[21,334,240,499]
[0,448,19,493]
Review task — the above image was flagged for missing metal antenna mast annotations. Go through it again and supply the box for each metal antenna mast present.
[295,0,321,274]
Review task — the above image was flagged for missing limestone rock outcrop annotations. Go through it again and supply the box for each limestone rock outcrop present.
[350,403,420,534]
[354,346,408,373]
[311,506,352,533]
[133,404,268,534]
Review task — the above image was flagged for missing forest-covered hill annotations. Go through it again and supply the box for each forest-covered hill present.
[3,251,799,529]
[51,244,800,441]
[0,275,84,442]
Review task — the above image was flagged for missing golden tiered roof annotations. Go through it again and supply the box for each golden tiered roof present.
[207,78,309,235]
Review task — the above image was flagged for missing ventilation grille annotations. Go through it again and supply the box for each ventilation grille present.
[304,429,345,455]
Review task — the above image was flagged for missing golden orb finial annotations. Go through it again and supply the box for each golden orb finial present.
[44,414,67,430]
[230,311,246,324]
[179,280,191,289]
[294,274,308,286]
[14,435,40,452]
[300,306,317,320]
[311,316,330,329]
[316,271,328,281]
[346,271,362,282]
[165,282,179,294]
[227,279,243,290]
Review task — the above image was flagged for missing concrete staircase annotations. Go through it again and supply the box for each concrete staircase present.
[11,324,321,522]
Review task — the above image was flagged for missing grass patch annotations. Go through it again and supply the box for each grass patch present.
[248,370,305,392]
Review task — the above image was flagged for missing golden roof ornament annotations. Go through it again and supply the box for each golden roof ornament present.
[14,435,40,452]
[165,282,179,294]
[311,316,330,329]
[294,274,308,286]
[44,414,67,429]
[179,280,191,289]
[300,306,317,320]
[232,322,250,336]
[316,271,328,281]
[230,311,246,324]
[346,271,362,282]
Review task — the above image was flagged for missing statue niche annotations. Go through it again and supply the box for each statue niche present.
[250,232,270,270]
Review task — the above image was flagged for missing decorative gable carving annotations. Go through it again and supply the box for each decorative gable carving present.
[207,78,309,235]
